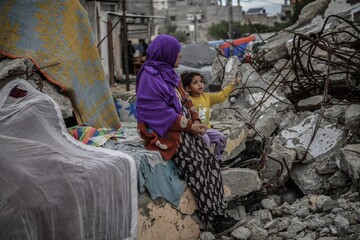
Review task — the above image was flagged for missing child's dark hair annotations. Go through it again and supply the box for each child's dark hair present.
[180,71,206,88]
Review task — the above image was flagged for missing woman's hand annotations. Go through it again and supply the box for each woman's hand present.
[190,123,207,135]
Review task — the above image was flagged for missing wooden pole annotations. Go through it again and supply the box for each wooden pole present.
[122,0,130,91]
[228,0,233,56]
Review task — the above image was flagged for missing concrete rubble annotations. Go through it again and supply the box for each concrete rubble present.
[200,0,360,239]
[0,0,359,239]
[135,0,360,234]
[0,58,73,119]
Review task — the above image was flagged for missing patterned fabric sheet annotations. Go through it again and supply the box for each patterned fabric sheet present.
[114,97,138,123]
[68,124,126,147]
[0,0,121,129]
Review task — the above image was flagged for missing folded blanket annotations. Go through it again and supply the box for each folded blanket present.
[105,139,186,207]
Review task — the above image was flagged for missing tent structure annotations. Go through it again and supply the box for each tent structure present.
[217,35,256,60]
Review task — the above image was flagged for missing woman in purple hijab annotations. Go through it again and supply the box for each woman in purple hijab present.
[136,34,243,235]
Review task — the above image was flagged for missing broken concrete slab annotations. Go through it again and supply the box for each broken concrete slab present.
[240,63,270,95]
[254,108,283,138]
[244,91,289,116]
[138,188,200,240]
[273,59,293,72]
[261,143,297,186]
[221,56,242,88]
[215,121,248,161]
[344,104,360,131]
[336,144,360,180]
[323,104,348,125]
[279,115,345,158]
[0,58,73,119]
[297,95,325,108]
[291,162,331,195]
[222,168,262,201]
[211,104,251,123]
[263,43,289,63]
[0,58,33,84]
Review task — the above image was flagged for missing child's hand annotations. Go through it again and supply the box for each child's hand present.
[232,77,240,86]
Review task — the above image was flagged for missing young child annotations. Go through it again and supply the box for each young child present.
[181,71,240,163]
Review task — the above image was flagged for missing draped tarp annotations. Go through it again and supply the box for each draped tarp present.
[0,0,121,129]
[0,79,137,240]
[180,43,218,68]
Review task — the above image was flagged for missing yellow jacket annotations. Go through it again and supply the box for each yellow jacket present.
[189,84,234,127]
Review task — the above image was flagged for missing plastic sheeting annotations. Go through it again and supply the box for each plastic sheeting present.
[180,43,218,68]
[0,79,137,240]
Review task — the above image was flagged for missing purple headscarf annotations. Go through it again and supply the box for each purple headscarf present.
[136,34,182,136]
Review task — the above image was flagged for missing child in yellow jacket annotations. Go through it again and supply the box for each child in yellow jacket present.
[181,71,240,162]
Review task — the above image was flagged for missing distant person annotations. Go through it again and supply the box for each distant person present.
[136,34,244,235]
[123,40,135,75]
[139,39,148,57]
[181,71,240,164]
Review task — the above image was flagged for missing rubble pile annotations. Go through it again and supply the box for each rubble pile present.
[205,0,360,239]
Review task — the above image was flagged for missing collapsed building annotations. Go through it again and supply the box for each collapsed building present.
[0,0,359,239]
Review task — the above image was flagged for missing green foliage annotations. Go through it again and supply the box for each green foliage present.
[273,21,293,30]
[208,21,273,40]
[161,23,178,34]
[170,31,188,43]
[207,21,229,39]
[207,20,295,40]
[160,23,189,43]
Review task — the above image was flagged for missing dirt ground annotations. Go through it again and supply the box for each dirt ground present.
[111,84,135,93]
